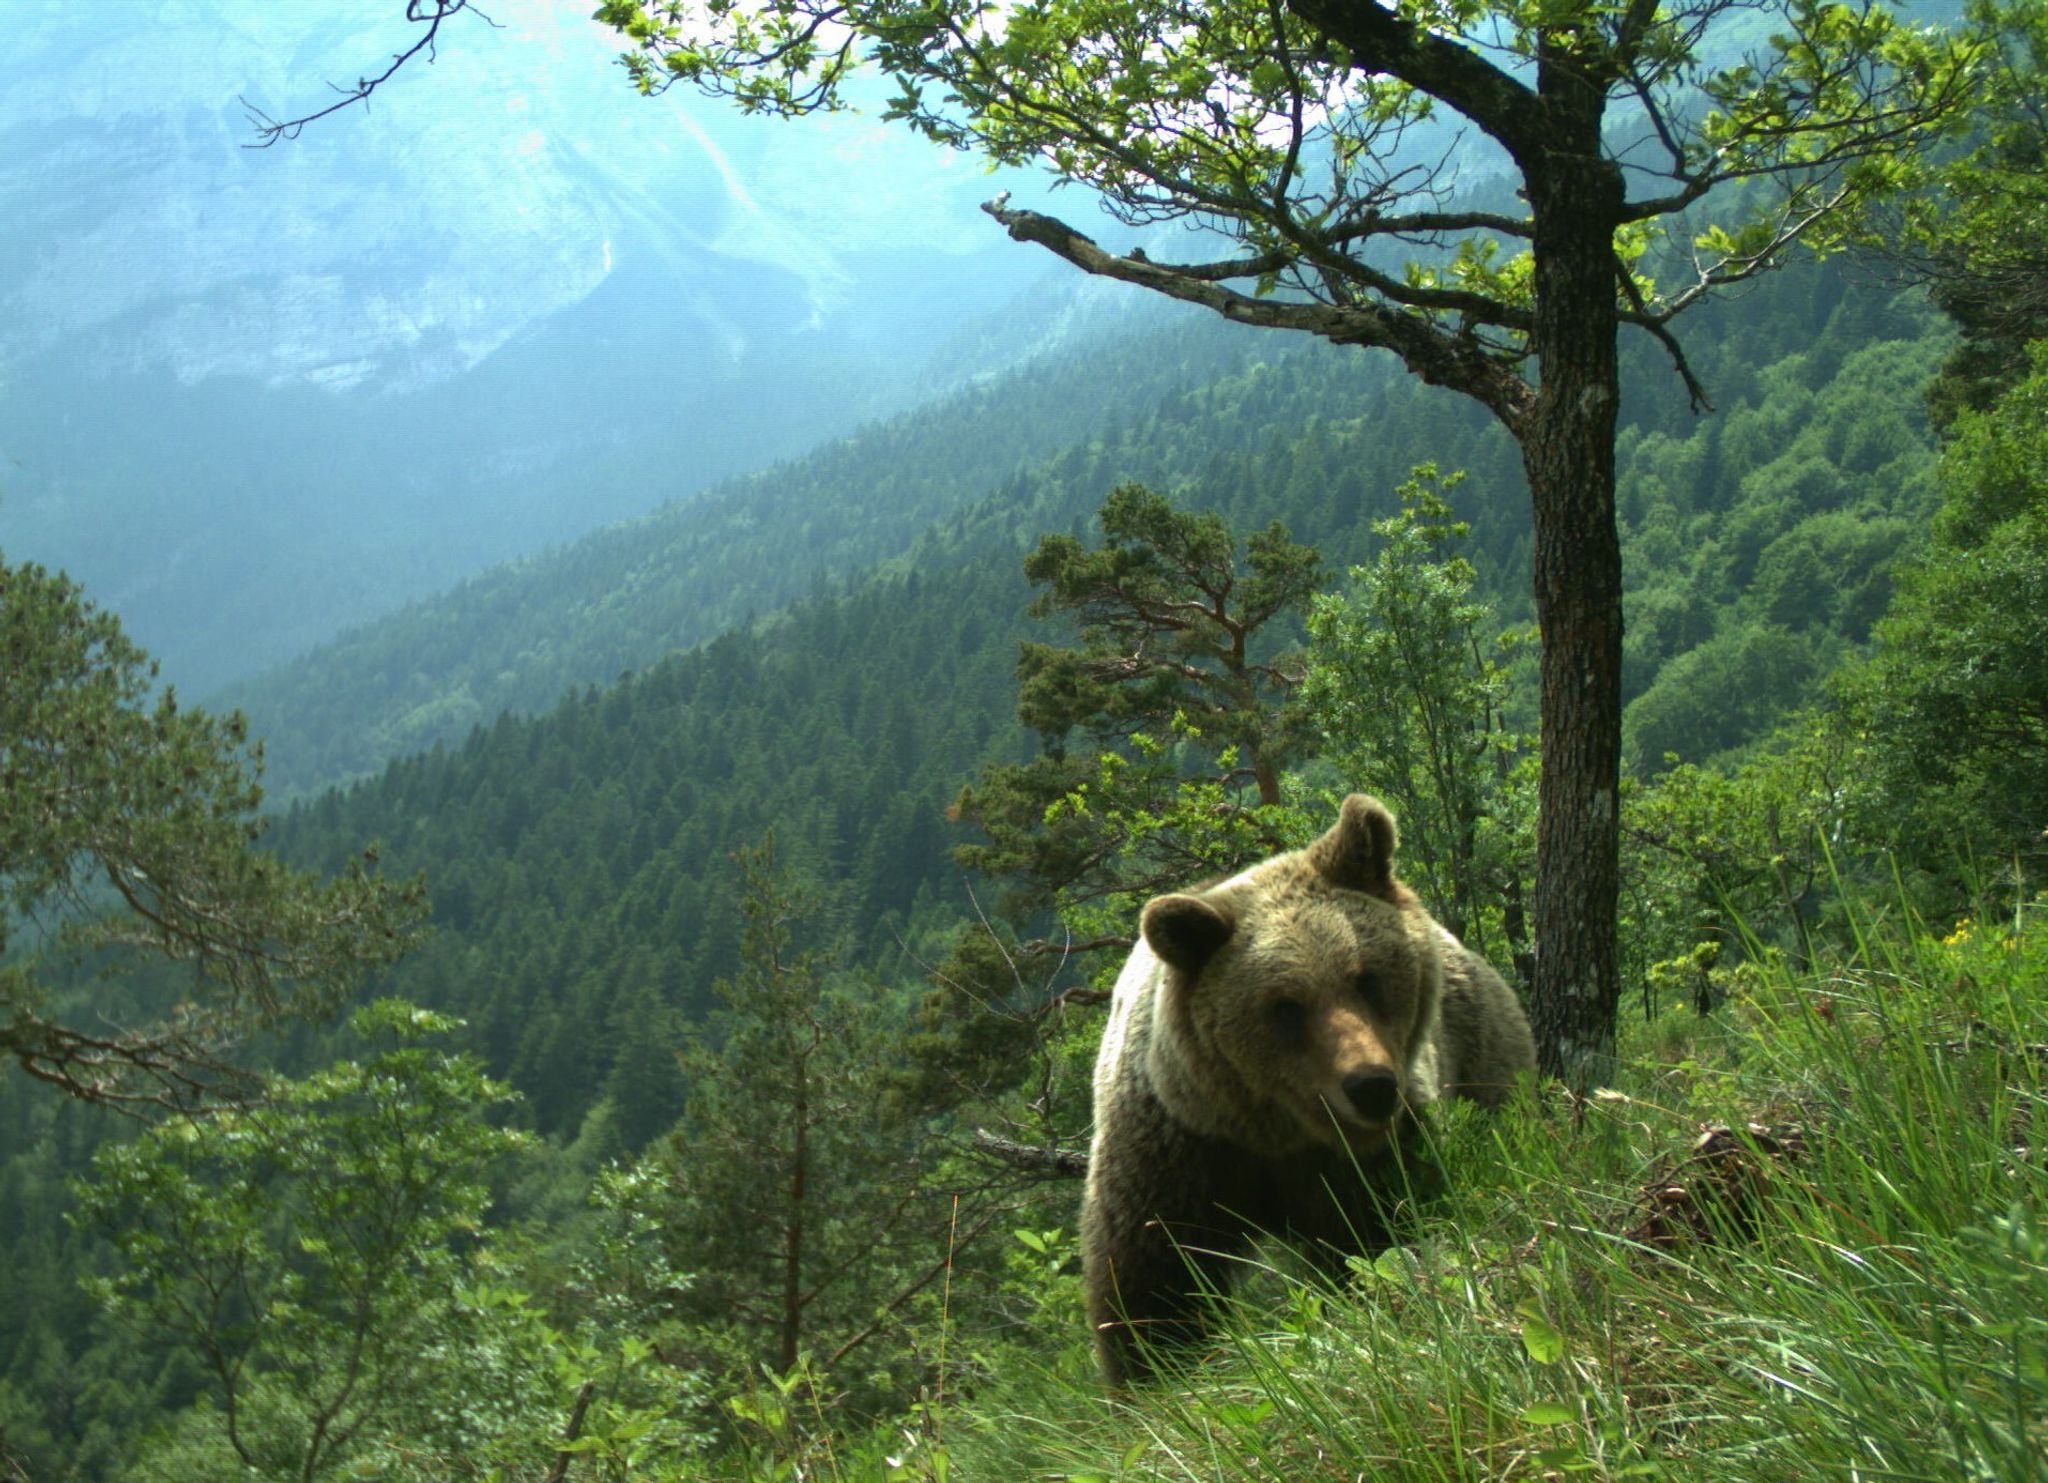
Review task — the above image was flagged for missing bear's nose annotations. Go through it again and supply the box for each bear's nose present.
[1341,1067,1400,1122]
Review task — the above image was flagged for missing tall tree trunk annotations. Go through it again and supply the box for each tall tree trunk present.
[1522,60,1626,1090]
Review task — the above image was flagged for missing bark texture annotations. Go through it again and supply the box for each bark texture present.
[1519,35,1629,1087]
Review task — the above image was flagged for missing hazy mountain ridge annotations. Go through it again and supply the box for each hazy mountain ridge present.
[0,0,1077,693]
[218,306,1289,798]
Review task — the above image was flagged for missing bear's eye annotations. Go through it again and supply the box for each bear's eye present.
[1353,970,1385,1010]
[1268,997,1308,1039]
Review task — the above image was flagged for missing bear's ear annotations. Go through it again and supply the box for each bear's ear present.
[1142,894,1235,977]
[1308,794,1399,898]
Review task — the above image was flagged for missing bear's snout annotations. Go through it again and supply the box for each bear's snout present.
[1339,1066,1401,1123]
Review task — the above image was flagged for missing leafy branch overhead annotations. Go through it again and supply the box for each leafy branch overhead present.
[602,0,1980,413]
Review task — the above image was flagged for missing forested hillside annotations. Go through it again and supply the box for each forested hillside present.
[223,250,1939,803]
[0,202,2005,1483]
[274,552,1031,1143]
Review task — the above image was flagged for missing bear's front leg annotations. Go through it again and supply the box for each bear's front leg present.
[1081,1109,1256,1386]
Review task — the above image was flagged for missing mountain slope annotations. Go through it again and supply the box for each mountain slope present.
[226,258,1947,801]
[219,307,1307,796]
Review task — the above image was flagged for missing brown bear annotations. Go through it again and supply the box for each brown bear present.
[1080,793,1536,1385]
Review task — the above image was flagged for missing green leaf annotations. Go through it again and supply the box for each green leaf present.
[1520,1399,1577,1426]
[1519,1307,1565,1365]
[1373,1245,1422,1284]
[1249,60,1288,96]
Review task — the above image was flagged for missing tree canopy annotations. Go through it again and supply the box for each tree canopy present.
[601,0,1973,411]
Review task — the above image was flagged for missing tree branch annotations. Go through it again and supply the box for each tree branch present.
[821,1205,1003,1369]
[971,1129,1089,1179]
[5,1010,263,1116]
[1651,181,1856,323]
[1288,0,1548,168]
[1615,256,1711,413]
[1126,221,1536,325]
[1014,938,1129,966]
[981,199,1534,431]
[543,1382,598,1483]
[242,0,496,147]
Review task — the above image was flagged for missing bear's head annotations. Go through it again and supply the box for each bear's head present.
[1138,794,1443,1157]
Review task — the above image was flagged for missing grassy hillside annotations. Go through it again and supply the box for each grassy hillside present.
[815,897,2048,1483]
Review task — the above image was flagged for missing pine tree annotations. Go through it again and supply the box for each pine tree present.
[0,556,424,1111]
[640,841,969,1416]
[953,484,1321,922]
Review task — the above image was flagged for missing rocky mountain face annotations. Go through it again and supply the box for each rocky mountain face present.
[0,0,1064,692]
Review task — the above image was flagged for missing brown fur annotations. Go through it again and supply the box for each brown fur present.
[1081,794,1535,1384]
